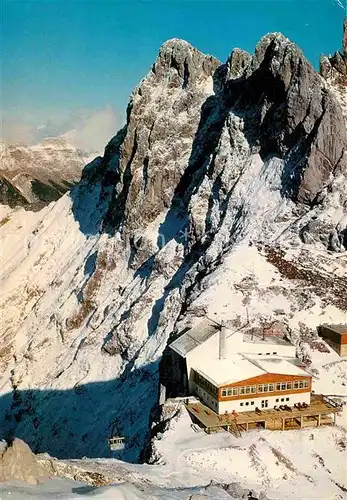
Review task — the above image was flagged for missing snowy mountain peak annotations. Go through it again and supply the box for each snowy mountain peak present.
[150,37,220,90]
[0,31,346,473]
[159,37,195,51]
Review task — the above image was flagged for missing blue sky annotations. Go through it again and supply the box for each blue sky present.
[2,0,344,146]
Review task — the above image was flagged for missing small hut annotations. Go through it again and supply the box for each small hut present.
[318,325,347,356]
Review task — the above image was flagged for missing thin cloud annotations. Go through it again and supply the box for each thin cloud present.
[1,107,118,154]
[1,120,38,145]
[62,107,118,153]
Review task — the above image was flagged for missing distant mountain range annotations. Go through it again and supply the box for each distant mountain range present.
[0,137,97,210]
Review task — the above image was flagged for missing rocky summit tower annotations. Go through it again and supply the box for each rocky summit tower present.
[320,17,347,88]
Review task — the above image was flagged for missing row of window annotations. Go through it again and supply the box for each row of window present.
[257,352,278,355]
[240,401,255,407]
[197,387,218,410]
[240,397,291,408]
[221,380,309,397]
[193,371,218,396]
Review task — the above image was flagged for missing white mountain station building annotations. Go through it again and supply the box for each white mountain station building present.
[169,319,312,414]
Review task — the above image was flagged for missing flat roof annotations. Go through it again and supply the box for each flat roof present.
[194,355,264,387]
[193,354,308,388]
[250,357,308,377]
[242,332,291,346]
[169,319,219,357]
[321,324,347,335]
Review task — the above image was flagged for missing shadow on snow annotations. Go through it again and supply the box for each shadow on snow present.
[0,360,159,463]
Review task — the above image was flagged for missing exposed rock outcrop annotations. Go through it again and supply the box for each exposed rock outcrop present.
[0,439,50,484]
[225,33,346,204]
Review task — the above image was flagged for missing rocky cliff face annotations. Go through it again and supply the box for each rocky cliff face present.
[101,33,346,257]
[320,20,347,123]
[101,39,220,236]
[0,33,346,466]
[0,138,91,210]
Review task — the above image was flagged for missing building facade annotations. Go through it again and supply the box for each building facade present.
[191,368,311,414]
[319,325,347,356]
[170,323,297,395]
[169,319,313,414]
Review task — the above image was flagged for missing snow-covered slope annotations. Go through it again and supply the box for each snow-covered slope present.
[0,137,93,210]
[3,479,240,500]
[0,32,346,498]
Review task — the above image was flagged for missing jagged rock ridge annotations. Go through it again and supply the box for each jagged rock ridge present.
[103,34,345,236]
[0,32,346,470]
[320,18,347,122]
